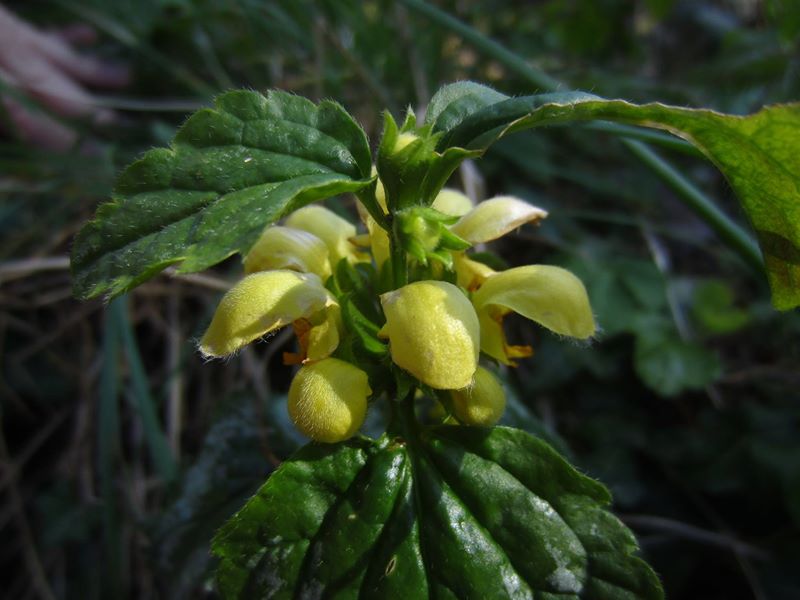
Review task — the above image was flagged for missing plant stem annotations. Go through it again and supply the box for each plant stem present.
[401,0,764,273]
[390,218,409,288]
[626,140,763,272]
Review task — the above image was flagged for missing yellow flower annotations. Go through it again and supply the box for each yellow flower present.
[449,194,548,290]
[355,172,391,269]
[285,204,368,266]
[471,265,596,365]
[450,195,547,244]
[288,357,371,443]
[379,280,479,389]
[450,366,506,426]
[432,188,473,217]
[198,269,340,363]
[243,225,331,280]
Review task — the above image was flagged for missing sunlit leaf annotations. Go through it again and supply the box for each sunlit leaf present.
[71,90,372,299]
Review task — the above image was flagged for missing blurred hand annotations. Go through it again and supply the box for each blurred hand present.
[0,4,129,150]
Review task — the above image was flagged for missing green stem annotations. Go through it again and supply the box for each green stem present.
[401,0,764,273]
[390,218,409,289]
[623,140,763,272]
[389,387,419,443]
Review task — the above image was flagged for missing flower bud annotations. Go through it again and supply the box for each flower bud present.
[450,366,506,426]
[243,226,331,280]
[380,281,479,389]
[285,205,366,266]
[393,132,419,153]
[432,188,473,217]
[288,358,371,443]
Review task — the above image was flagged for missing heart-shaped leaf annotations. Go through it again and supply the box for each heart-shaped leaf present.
[213,426,663,599]
[71,90,373,299]
[426,81,800,311]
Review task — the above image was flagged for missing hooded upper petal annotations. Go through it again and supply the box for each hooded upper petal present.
[450,196,547,244]
[472,265,596,340]
[244,225,331,280]
[432,188,473,217]
[199,270,334,357]
[380,280,479,389]
[285,205,367,266]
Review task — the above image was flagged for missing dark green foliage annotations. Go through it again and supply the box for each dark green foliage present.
[213,427,663,599]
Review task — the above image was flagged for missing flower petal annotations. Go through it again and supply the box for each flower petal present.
[454,253,496,291]
[380,280,479,389]
[450,366,506,426]
[477,309,534,366]
[243,226,331,280]
[288,358,371,443]
[199,270,332,357]
[450,196,547,244]
[285,204,367,265]
[432,188,473,217]
[472,265,596,339]
[305,304,342,363]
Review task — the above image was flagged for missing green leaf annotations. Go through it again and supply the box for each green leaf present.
[690,280,751,334]
[213,427,663,599]
[634,328,721,396]
[71,90,372,299]
[426,81,800,310]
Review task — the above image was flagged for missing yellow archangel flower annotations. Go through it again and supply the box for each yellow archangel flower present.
[198,269,341,365]
[379,280,480,390]
[450,366,506,426]
[288,357,371,443]
[244,225,332,280]
[285,204,368,266]
[471,265,596,365]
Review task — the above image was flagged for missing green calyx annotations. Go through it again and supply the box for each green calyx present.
[395,206,471,267]
[376,110,480,213]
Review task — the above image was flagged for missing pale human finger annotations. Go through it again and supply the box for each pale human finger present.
[33,29,129,88]
[1,94,77,151]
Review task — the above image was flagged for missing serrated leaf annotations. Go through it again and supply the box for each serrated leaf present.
[213,427,663,599]
[71,90,372,299]
[426,81,800,310]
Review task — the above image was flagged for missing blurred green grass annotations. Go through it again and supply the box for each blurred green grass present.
[1,1,799,598]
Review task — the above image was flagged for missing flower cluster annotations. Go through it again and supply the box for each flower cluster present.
[199,184,595,443]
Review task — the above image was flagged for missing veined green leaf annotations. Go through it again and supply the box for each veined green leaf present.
[426,82,800,310]
[71,90,372,299]
[212,427,663,599]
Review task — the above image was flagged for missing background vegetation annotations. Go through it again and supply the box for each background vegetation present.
[1,0,798,598]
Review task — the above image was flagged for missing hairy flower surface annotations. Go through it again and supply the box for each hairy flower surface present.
[288,358,371,443]
[199,270,339,361]
[380,280,479,389]
[243,225,331,280]
[285,204,367,265]
[450,366,506,426]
